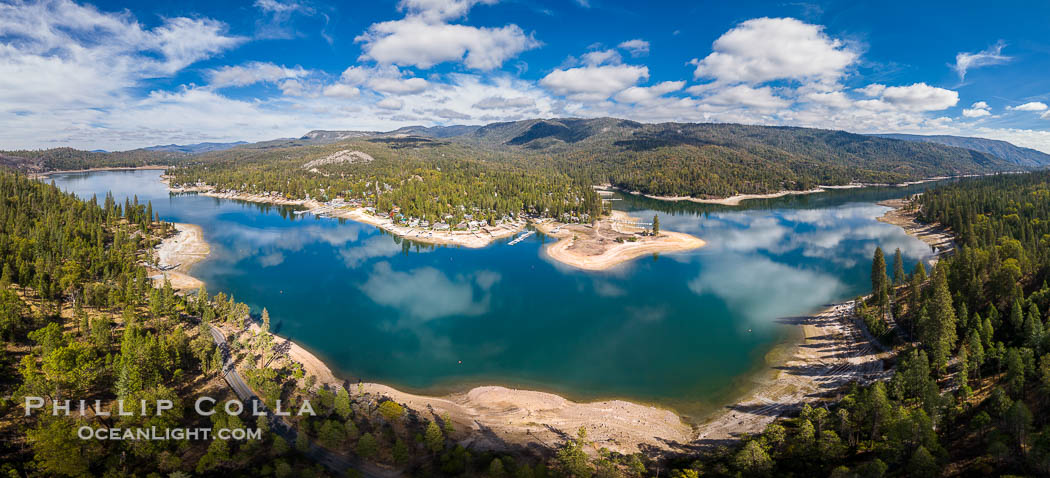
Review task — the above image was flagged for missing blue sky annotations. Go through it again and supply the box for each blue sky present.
[2,0,1049,152]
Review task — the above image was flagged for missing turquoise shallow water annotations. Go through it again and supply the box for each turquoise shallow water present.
[50,170,937,417]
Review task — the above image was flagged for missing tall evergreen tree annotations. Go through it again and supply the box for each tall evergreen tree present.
[871,247,889,310]
[893,248,905,285]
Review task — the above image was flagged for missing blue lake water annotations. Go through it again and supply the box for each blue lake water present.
[49,170,937,418]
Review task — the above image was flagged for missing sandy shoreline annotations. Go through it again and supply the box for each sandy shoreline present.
[178,188,528,249]
[621,174,985,207]
[876,198,955,265]
[536,211,706,270]
[151,223,210,291]
[640,188,827,206]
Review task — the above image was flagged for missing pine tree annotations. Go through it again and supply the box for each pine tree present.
[871,247,889,310]
[927,269,958,372]
[893,248,905,285]
[425,421,445,453]
[652,214,659,235]
[261,307,271,333]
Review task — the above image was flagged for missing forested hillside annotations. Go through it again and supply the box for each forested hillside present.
[168,138,605,225]
[459,119,1017,198]
[0,147,184,172]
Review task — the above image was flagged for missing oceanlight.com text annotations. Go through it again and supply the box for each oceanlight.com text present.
[77,426,262,441]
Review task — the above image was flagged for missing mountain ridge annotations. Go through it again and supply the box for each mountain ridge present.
[872,133,1050,167]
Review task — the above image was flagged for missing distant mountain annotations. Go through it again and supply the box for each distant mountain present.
[449,118,1018,197]
[144,141,248,154]
[299,130,376,142]
[873,133,1050,167]
[384,124,481,138]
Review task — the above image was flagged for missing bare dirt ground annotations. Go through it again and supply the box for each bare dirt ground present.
[877,198,955,264]
[536,211,705,270]
[641,188,827,206]
[151,223,210,291]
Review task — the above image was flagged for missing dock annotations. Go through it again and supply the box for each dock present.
[507,230,535,245]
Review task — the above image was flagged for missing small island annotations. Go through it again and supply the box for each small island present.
[535,211,706,270]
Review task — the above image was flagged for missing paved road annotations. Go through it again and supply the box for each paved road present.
[207,325,399,478]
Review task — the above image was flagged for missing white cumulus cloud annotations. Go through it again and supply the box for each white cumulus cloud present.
[1007,102,1048,112]
[857,83,958,111]
[690,17,858,85]
[618,39,650,57]
[355,0,538,70]
[962,101,992,117]
[614,81,684,103]
[540,64,649,102]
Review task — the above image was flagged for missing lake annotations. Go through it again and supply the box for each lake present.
[49,170,937,418]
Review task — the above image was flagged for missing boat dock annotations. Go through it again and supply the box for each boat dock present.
[508,230,535,245]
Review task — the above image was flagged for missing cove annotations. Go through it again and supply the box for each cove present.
[49,169,938,418]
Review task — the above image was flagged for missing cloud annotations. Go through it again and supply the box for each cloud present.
[431,107,471,120]
[581,49,622,66]
[322,83,361,98]
[254,0,306,14]
[0,0,243,119]
[855,83,958,111]
[695,84,791,110]
[962,101,991,118]
[690,17,858,85]
[1007,102,1048,112]
[323,65,429,96]
[368,77,430,94]
[618,39,650,57]
[376,97,404,110]
[614,81,684,103]
[472,96,535,109]
[207,62,309,88]
[953,41,1010,80]
[802,91,853,109]
[540,64,648,101]
[355,0,538,70]
[397,0,497,23]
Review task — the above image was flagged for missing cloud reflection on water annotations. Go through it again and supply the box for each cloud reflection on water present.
[359,261,501,320]
[690,253,843,326]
